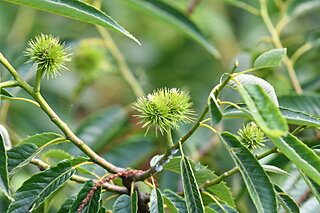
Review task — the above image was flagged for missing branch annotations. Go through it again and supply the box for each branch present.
[30,159,128,194]
[0,53,124,174]
[259,0,303,94]
[0,80,19,88]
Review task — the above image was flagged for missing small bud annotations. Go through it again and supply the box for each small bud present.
[133,88,194,135]
[25,34,71,78]
[73,44,108,83]
[238,122,266,150]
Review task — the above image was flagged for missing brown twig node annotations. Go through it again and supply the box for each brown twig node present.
[77,169,144,213]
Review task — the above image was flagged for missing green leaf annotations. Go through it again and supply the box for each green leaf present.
[113,194,131,213]
[205,206,218,213]
[162,194,179,213]
[131,191,138,213]
[69,180,102,213]
[237,84,288,137]
[299,169,320,203]
[229,74,279,106]
[1,0,139,44]
[7,132,65,174]
[75,106,128,152]
[180,156,205,213]
[267,133,320,186]
[208,203,238,213]
[7,160,75,213]
[279,94,320,118]
[262,165,292,177]
[0,125,11,200]
[274,185,300,213]
[150,188,164,213]
[223,104,320,128]
[124,0,220,58]
[42,149,73,161]
[58,196,76,213]
[163,157,235,208]
[219,132,277,213]
[209,94,223,126]
[162,189,187,213]
[253,48,287,68]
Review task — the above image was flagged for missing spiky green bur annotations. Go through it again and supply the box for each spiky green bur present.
[25,34,70,77]
[133,88,194,135]
[238,122,266,150]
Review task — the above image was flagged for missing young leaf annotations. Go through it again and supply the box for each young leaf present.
[253,48,287,68]
[1,0,139,44]
[223,104,320,128]
[124,0,220,58]
[180,156,205,213]
[150,188,164,213]
[219,132,277,213]
[162,189,187,213]
[131,191,138,213]
[208,203,239,213]
[229,74,279,106]
[268,133,320,186]
[75,106,127,152]
[237,84,288,137]
[209,94,222,126]
[113,194,132,213]
[7,160,75,213]
[0,125,12,200]
[7,132,66,174]
[274,185,300,213]
[69,180,102,213]
[0,89,14,98]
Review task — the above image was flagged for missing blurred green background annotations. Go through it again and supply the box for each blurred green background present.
[1,0,320,212]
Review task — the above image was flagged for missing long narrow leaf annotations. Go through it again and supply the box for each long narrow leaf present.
[150,188,164,213]
[268,133,320,186]
[7,133,65,174]
[0,125,11,200]
[219,132,277,213]
[237,84,288,137]
[223,104,320,128]
[7,160,75,213]
[180,156,205,213]
[1,0,139,44]
[124,0,220,58]
[274,185,300,213]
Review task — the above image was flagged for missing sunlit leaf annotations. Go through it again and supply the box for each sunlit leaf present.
[0,0,140,43]
[253,48,286,68]
[237,84,288,137]
[219,132,277,213]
